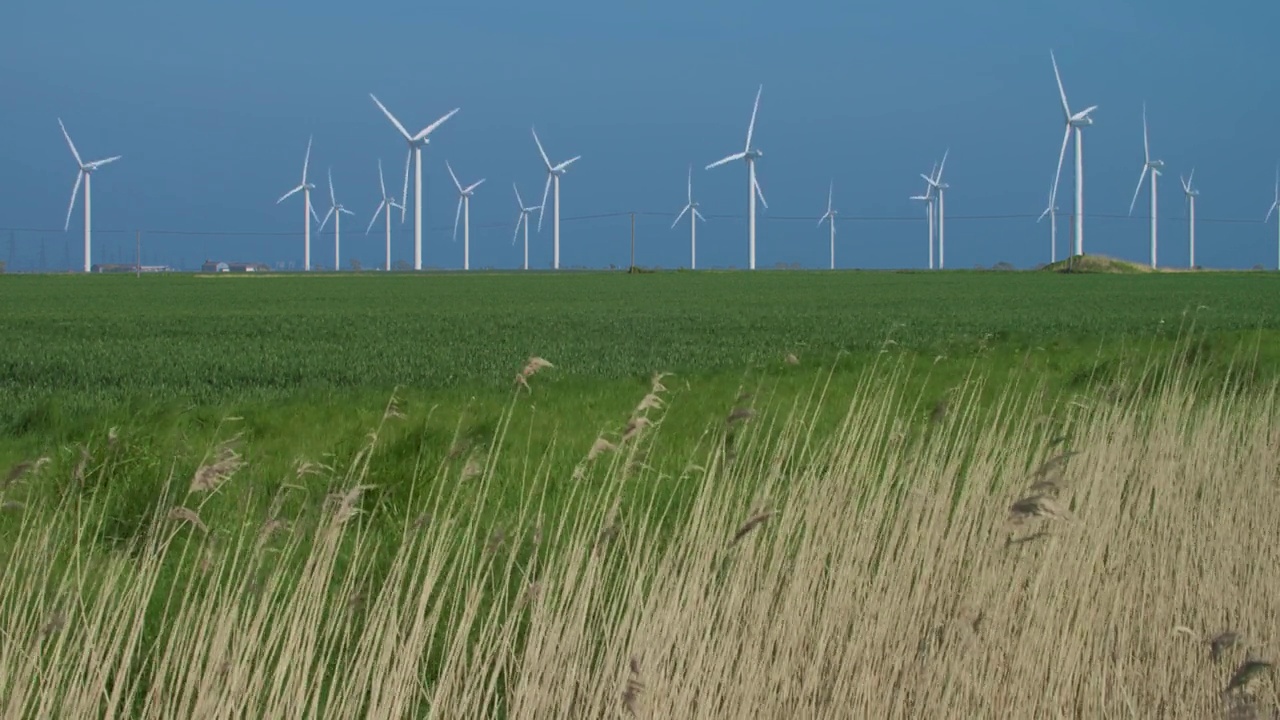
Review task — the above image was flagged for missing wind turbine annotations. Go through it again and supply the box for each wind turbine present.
[369,93,459,271]
[445,161,485,271]
[57,118,122,273]
[1266,168,1279,270]
[1037,181,1059,264]
[1127,103,1164,268]
[366,158,404,270]
[818,181,838,270]
[706,84,768,270]
[532,128,580,270]
[276,135,321,272]
[910,166,936,269]
[920,150,950,269]
[512,183,541,271]
[1050,50,1098,258]
[1181,169,1199,269]
[671,164,706,270]
[318,168,355,272]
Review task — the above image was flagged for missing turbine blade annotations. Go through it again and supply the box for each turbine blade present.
[513,183,524,209]
[538,173,552,231]
[706,151,746,170]
[341,208,355,216]
[452,197,462,242]
[1267,200,1277,223]
[754,175,768,209]
[693,208,706,222]
[319,207,334,232]
[367,201,384,234]
[1050,50,1071,120]
[1142,102,1150,162]
[553,156,580,172]
[446,160,462,192]
[1188,167,1195,189]
[400,150,411,223]
[827,181,833,213]
[415,108,459,141]
[310,201,321,224]
[328,168,336,206]
[745,84,762,151]
[302,135,312,184]
[672,204,690,229]
[277,184,304,204]
[87,156,122,169]
[64,171,83,231]
[378,158,387,199]
[532,128,553,169]
[936,148,949,181]
[57,119,84,166]
[1128,166,1149,216]
[513,211,522,245]
[1037,206,1050,223]
[464,178,486,193]
[1050,125,1071,209]
[369,94,413,141]
[687,163,693,203]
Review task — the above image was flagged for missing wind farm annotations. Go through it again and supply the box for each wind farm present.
[4,8,1280,717]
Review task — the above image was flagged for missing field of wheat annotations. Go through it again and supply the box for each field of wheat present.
[1,341,1276,718]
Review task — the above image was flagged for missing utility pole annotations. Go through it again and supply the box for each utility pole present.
[136,230,141,278]
[629,212,636,272]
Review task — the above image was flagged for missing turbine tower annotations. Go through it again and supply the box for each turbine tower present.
[532,128,580,270]
[512,183,541,271]
[318,168,355,272]
[369,94,459,271]
[706,84,768,270]
[1037,181,1059,264]
[447,160,485,271]
[1127,103,1164,268]
[276,136,321,271]
[1266,168,1279,270]
[1181,169,1199,269]
[920,150,950,269]
[58,119,122,273]
[366,158,404,272]
[671,164,707,270]
[818,181,838,270]
[910,167,936,270]
[1050,50,1098,258]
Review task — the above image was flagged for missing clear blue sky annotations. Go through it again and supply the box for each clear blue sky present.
[2,0,1278,271]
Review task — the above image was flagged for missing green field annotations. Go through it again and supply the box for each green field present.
[2,271,1279,717]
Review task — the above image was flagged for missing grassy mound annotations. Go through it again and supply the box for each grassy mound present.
[1042,254,1154,273]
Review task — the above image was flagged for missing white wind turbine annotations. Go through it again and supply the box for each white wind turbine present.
[512,183,541,271]
[57,119,122,273]
[1181,169,1199,269]
[1266,168,1279,270]
[818,181,838,270]
[920,150,950,269]
[910,164,936,269]
[369,94,459,271]
[532,128,580,270]
[446,160,485,271]
[671,164,707,270]
[366,158,405,272]
[276,135,321,272]
[706,84,768,270]
[1050,50,1099,258]
[1037,181,1060,264]
[1127,103,1164,268]
[318,168,355,272]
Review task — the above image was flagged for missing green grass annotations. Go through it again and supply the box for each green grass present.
[1,270,1278,534]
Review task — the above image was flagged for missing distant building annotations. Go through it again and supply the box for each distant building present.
[200,260,270,273]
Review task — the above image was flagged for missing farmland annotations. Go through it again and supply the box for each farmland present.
[1,270,1279,717]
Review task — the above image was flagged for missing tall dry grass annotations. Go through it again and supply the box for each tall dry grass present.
[1,348,1278,719]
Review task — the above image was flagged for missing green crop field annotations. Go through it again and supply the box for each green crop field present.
[1,270,1279,717]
